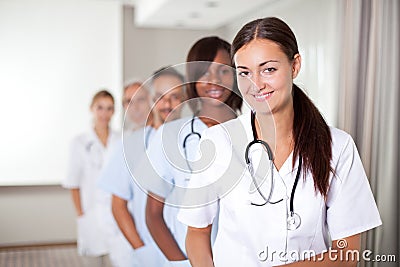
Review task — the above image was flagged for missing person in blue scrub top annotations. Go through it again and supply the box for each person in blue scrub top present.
[145,36,243,267]
[96,81,152,267]
[98,67,186,267]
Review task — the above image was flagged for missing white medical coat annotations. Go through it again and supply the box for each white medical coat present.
[177,112,382,266]
[143,116,208,257]
[98,126,166,267]
[63,128,119,256]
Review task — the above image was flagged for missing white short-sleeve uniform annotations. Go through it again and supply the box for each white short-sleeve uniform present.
[98,126,166,267]
[177,112,382,267]
[144,116,208,266]
[63,128,119,256]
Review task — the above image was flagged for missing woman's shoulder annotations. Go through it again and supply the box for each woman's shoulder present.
[330,127,352,143]
[67,132,95,154]
[205,112,249,140]
[72,131,92,145]
[329,127,357,162]
[199,114,251,160]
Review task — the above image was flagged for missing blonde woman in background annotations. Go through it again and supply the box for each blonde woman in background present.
[63,90,119,267]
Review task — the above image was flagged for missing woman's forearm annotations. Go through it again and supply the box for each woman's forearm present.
[146,193,186,261]
[112,195,144,249]
[186,225,214,267]
[70,188,83,216]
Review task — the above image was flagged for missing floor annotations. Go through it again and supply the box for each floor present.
[0,244,113,267]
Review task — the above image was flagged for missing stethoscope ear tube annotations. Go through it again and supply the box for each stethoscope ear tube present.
[245,139,274,162]
[290,156,302,215]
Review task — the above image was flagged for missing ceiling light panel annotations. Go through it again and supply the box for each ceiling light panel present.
[134,0,270,30]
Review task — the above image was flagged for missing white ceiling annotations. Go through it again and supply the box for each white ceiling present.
[132,0,272,30]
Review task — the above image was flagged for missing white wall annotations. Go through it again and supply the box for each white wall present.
[0,186,76,245]
[0,3,227,246]
[0,0,122,246]
[123,6,226,83]
[223,0,340,126]
[0,0,123,186]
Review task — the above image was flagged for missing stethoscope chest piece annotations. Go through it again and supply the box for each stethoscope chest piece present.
[287,212,301,230]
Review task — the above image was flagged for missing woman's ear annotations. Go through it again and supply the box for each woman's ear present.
[292,54,301,79]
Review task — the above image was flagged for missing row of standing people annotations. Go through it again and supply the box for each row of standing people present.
[63,35,240,266]
[63,17,381,267]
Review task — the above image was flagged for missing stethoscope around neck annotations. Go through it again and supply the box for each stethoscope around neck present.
[245,110,302,230]
[182,114,202,174]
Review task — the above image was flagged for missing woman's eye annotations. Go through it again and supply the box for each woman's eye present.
[238,71,250,77]
[262,67,276,74]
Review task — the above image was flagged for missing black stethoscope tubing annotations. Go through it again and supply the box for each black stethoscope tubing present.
[290,156,302,217]
[246,111,302,219]
[182,115,202,173]
[183,115,202,151]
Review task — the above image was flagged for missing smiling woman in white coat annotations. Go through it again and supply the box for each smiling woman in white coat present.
[145,36,243,267]
[63,90,119,267]
[178,17,382,267]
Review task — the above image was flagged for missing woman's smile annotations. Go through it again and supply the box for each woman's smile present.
[254,90,274,102]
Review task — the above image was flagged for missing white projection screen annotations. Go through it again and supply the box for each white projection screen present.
[0,0,123,185]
